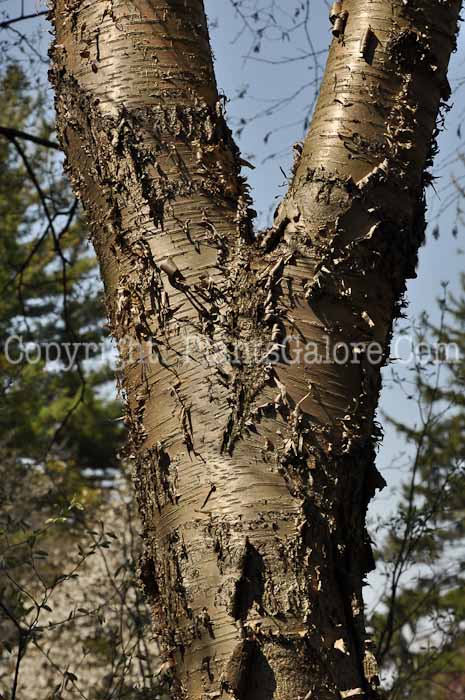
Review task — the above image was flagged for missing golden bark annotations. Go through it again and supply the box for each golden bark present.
[49,1,461,698]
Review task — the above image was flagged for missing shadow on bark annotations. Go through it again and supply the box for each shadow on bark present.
[231,541,266,620]
[243,647,277,700]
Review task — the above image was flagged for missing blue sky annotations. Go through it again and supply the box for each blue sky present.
[2,0,465,559]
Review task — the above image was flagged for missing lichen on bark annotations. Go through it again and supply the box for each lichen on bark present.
[48,1,462,699]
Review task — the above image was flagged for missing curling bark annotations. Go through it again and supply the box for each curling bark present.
[49,1,461,699]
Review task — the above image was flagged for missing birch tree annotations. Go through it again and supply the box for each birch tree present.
[48,1,462,698]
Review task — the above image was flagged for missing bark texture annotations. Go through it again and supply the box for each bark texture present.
[49,1,461,699]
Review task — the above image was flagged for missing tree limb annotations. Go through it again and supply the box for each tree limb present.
[0,126,61,151]
[0,11,48,31]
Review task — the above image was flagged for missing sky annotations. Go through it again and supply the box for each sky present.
[2,0,465,601]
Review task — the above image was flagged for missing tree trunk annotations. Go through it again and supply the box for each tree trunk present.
[48,1,461,698]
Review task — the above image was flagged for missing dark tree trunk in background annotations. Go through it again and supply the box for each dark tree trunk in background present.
[49,1,461,698]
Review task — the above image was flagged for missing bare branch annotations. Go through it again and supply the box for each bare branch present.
[0,126,61,151]
[0,10,48,31]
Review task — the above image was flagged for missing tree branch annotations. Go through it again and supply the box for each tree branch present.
[0,126,61,151]
[0,11,48,31]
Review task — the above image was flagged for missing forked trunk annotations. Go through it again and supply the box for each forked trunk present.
[49,1,461,698]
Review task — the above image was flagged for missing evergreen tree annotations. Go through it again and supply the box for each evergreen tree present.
[0,62,160,700]
[0,60,121,482]
[372,285,465,699]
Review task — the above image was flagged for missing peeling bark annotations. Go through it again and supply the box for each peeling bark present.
[48,1,461,699]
